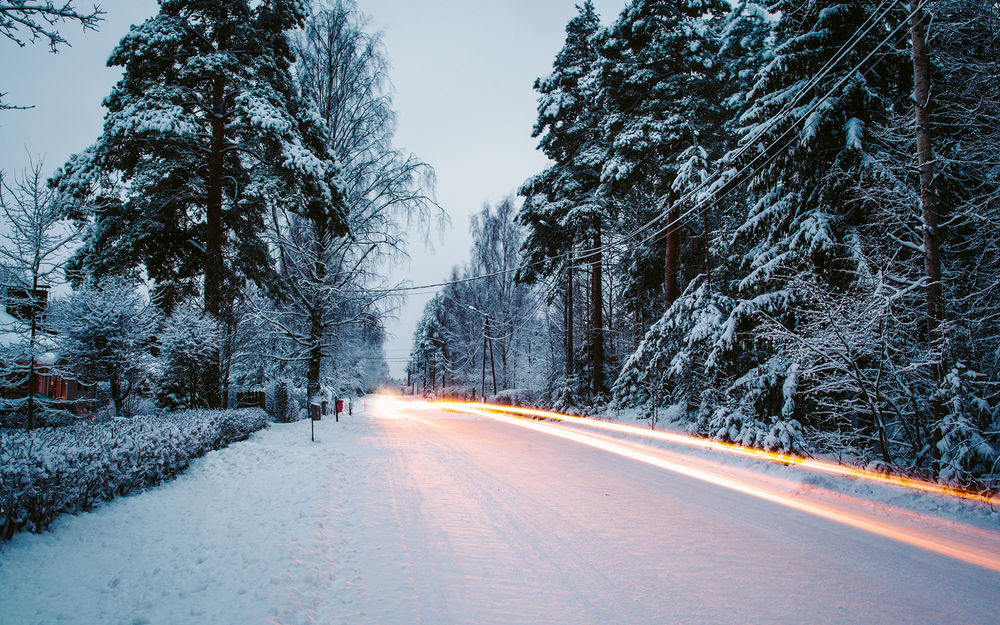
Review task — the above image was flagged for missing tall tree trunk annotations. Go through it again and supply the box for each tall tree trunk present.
[201,72,227,409]
[590,216,605,397]
[566,264,574,377]
[110,376,123,418]
[26,281,38,429]
[909,0,944,475]
[910,0,941,338]
[664,190,680,309]
[307,223,327,407]
[205,75,226,318]
[605,267,614,367]
[703,211,712,290]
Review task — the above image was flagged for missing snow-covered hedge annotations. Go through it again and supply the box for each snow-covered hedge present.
[0,408,268,541]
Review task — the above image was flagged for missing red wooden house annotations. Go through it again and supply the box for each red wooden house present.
[1,285,97,415]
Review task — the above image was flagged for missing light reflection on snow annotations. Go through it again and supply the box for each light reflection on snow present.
[437,400,996,507]
[439,403,1000,574]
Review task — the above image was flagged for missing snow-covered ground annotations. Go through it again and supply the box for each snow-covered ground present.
[552,404,1000,532]
[2,398,999,624]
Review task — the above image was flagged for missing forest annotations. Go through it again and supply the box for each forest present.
[408,0,1000,488]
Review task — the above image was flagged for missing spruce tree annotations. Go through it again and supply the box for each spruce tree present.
[596,0,727,310]
[711,0,907,457]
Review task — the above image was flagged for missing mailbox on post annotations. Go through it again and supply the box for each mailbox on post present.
[335,398,344,422]
[309,402,321,442]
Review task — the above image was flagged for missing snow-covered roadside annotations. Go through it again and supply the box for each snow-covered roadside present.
[0,415,369,625]
[562,406,1000,531]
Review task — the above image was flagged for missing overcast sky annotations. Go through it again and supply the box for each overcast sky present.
[0,0,628,377]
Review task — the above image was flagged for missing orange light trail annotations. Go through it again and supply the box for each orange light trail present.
[446,404,1000,574]
[436,400,995,506]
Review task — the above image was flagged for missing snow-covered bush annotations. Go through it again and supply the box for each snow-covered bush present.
[935,365,999,486]
[157,303,221,410]
[693,405,805,454]
[0,408,268,540]
[56,281,158,418]
[614,278,735,411]
[490,388,545,408]
[271,379,299,423]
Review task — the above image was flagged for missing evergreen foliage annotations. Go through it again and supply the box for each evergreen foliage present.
[157,303,221,410]
[518,0,1000,485]
[53,0,343,317]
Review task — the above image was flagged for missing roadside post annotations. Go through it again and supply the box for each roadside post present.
[335,398,344,422]
[310,402,321,442]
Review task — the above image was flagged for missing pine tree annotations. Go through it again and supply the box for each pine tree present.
[54,0,342,318]
[157,302,221,410]
[519,1,607,397]
[57,281,158,418]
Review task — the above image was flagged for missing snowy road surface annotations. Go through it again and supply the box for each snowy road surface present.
[2,398,999,624]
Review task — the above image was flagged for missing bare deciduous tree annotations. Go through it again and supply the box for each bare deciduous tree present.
[0,1,104,110]
[253,0,440,405]
[0,156,79,427]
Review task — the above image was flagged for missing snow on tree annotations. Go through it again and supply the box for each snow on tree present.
[839,0,1000,479]
[409,197,545,398]
[157,302,221,410]
[613,278,734,413]
[256,209,385,405]
[596,0,728,310]
[0,1,102,51]
[691,0,905,453]
[466,197,535,391]
[56,281,158,418]
[519,1,606,398]
[52,0,342,320]
[248,0,436,405]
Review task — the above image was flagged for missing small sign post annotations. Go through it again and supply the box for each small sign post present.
[309,402,321,442]
[335,398,344,422]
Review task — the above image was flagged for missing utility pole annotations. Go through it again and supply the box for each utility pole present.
[469,304,498,401]
[487,314,497,396]
[481,315,488,401]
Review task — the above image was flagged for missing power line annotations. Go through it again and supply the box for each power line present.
[633,0,923,252]
[381,1,917,296]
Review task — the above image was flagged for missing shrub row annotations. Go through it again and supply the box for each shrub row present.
[0,408,269,541]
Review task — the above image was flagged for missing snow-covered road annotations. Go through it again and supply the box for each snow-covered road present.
[2,398,999,624]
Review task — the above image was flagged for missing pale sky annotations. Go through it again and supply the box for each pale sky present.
[0,0,628,377]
